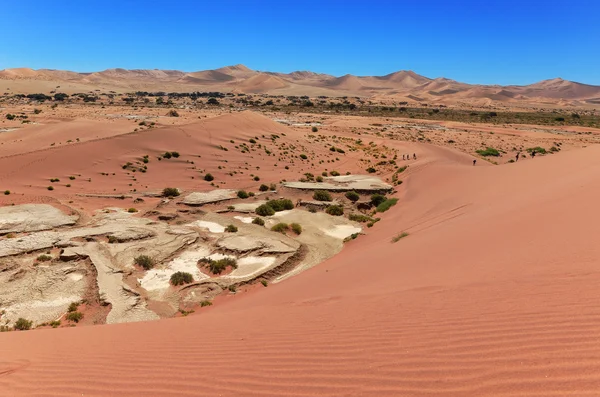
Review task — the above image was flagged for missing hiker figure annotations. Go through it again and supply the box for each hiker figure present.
[413,153,417,160]
[402,154,405,160]
[516,152,520,161]
[531,150,536,158]
[473,159,477,166]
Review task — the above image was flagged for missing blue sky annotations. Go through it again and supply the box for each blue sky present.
[1,0,598,85]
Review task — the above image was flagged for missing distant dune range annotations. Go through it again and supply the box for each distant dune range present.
[2,64,600,106]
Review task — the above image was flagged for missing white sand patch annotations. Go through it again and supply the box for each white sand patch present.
[188,220,225,233]
[229,256,276,278]
[234,216,254,224]
[140,248,212,291]
[323,225,362,240]
[68,273,84,282]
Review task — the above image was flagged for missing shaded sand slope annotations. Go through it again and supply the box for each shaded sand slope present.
[4,146,600,396]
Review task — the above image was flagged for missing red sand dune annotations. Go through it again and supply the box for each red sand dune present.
[3,138,600,395]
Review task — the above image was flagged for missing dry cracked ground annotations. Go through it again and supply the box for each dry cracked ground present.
[0,175,391,329]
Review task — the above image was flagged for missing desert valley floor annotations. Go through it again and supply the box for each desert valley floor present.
[2,97,600,396]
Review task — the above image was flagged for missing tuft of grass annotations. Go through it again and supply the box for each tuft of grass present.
[37,254,52,262]
[256,204,276,216]
[66,311,83,323]
[526,146,547,155]
[170,271,194,286]
[162,187,180,197]
[3,190,10,195]
[348,213,374,223]
[376,198,398,213]
[325,205,344,216]
[237,190,249,199]
[252,217,265,226]
[200,257,237,275]
[271,223,289,233]
[14,318,33,331]
[204,173,214,181]
[261,280,268,287]
[200,300,213,307]
[225,224,238,233]
[313,190,332,202]
[476,147,500,157]
[290,223,302,235]
[392,232,409,243]
[345,191,360,202]
[68,302,79,312]
[47,186,54,191]
[134,255,155,270]
[127,208,138,213]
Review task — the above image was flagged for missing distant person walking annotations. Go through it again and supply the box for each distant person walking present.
[531,150,536,158]
[402,154,405,160]
[413,153,417,160]
[516,152,520,161]
[473,159,477,166]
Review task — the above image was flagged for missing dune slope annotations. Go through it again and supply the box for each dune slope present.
[2,144,600,396]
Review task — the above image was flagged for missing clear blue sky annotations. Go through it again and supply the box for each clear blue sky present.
[1,0,599,85]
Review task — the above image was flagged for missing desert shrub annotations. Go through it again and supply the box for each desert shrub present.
[392,232,409,242]
[128,208,138,213]
[6,114,16,120]
[256,204,276,216]
[336,148,345,154]
[271,223,289,233]
[313,190,332,201]
[50,320,61,328]
[397,165,408,173]
[162,187,180,197]
[330,170,340,176]
[370,194,386,206]
[259,184,269,192]
[201,257,237,275]
[225,224,238,233]
[349,213,373,223]
[252,217,265,226]
[3,190,10,195]
[237,190,249,199]
[290,223,302,235]
[267,199,294,212]
[476,147,500,157]
[171,151,180,158]
[37,254,52,262]
[200,300,213,307]
[366,167,377,173]
[207,97,220,105]
[253,176,260,181]
[68,302,79,312]
[134,255,155,270]
[47,186,54,191]
[316,176,323,183]
[550,146,559,152]
[345,191,360,202]
[204,173,214,181]
[554,116,565,122]
[269,183,277,191]
[14,318,33,331]
[163,151,172,159]
[33,108,42,114]
[376,198,398,213]
[527,146,547,154]
[312,126,318,132]
[170,271,194,286]
[325,205,344,216]
[300,154,308,160]
[167,110,179,117]
[261,280,268,287]
[66,311,83,323]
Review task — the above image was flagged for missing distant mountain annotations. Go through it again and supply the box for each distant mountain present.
[1,65,599,105]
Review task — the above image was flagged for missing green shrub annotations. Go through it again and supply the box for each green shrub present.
[171,151,180,158]
[271,223,289,233]
[200,257,237,275]
[269,183,277,191]
[170,271,194,286]
[68,302,79,312]
[47,186,54,191]
[259,184,269,192]
[167,110,179,117]
[348,213,373,223]
[330,170,340,176]
[252,217,265,226]
[312,126,318,132]
[300,154,308,160]
[261,280,268,287]
[134,255,155,270]
[162,187,180,197]
[14,318,33,331]
[476,147,500,157]
[256,204,276,216]
[204,173,214,181]
[376,198,398,213]
[267,199,294,211]
[527,146,547,154]
[225,224,238,233]
[3,190,10,195]
[392,232,409,242]
[290,223,302,235]
[366,167,376,173]
[370,194,386,206]
[66,311,83,323]
[313,190,332,202]
[345,191,360,202]
[326,205,344,216]
[237,190,249,199]
[200,300,213,307]
[128,208,138,213]
[37,254,52,262]
[316,176,323,182]
[163,152,172,159]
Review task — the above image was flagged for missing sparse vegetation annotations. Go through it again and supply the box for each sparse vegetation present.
[392,232,409,243]
[370,194,386,206]
[167,110,179,117]
[170,271,194,286]
[36,254,52,262]
[271,223,289,233]
[476,147,500,157]
[266,199,294,212]
[200,257,237,275]
[261,280,268,287]
[325,205,344,216]
[527,146,547,155]
[345,191,360,202]
[237,190,250,199]
[204,173,214,181]
[134,255,155,270]
[313,190,332,202]
[376,198,398,213]
[162,187,180,197]
[14,318,33,331]
[290,223,302,235]
[225,224,238,233]
[128,208,138,213]
[200,300,213,307]
[256,204,276,216]
[3,190,10,195]
[66,311,83,323]
[259,184,269,192]
[252,217,265,226]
